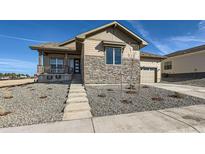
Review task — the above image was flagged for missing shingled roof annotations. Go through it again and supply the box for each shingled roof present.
[30,42,76,51]
[166,44,205,57]
[140,51,166,59]
[59,21,148,48]
[30,21,149,52]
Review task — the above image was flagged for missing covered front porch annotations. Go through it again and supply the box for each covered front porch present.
[29,40,83,82]
[37,50,81,82]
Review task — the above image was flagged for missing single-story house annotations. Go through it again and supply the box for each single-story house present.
[30,21,164,84]
[162,44,205,81]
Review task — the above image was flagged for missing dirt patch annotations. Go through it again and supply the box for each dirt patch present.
[142,85,149,88]
[4,96,13,99]
[0,111,12,116]
[126,91,137,94]
[151,97,164,101]
[39,96,47,99]
[0,106,12,116]
[98,93,106,97]
[121,99,133,104]
[47,88,52,90]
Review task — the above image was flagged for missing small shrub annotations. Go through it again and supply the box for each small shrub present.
[168,92,184,99]
[39,96,47,99]
[126,85,136,90]
[126,91,137,94]
[30,89,35,91]
[152,97,164,101]
[142,85,149,88]
[121,99,132,104]
[47,88,52,90]
[98,93,106,97]
[107,88,114,91]
[4,96,13,99]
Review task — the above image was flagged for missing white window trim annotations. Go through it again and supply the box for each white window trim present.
[105,47,122,65]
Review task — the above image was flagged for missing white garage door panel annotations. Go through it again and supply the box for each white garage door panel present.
[141,69,155,83]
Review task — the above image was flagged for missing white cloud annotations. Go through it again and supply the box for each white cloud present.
[0,58,36,74]
[127,20,173,54]
[0,34,47,43]
[127,20,205,55]
[198,20,205,31]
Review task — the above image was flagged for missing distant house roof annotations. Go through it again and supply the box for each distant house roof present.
[166,44,205,57]
[140,51,166,59]
[59,21,148,48]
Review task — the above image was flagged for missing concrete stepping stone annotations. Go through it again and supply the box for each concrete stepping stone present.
[70,86,84,89]
[69,89,86,93]
[63,110,92,121]
[66,96,89,104]
[68,93,87,98]
[64,103,91,112]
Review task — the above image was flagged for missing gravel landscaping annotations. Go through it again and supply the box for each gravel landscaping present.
[162,78,205,87]
[0,83,69,128]
[86,85,205,117]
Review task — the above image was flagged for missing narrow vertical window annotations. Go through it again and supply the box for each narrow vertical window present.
[114,48,121,64]
[105,47,122,64]
[106,47,113,64]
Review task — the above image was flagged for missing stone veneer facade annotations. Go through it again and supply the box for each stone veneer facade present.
[84,55,140,84]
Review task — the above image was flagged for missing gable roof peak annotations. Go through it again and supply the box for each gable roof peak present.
[60,21,148,48]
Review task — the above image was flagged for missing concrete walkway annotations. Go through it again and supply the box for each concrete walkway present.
[63,75,92,121]
[0,79,34,88]
[1,104,205,133]
[145,83,205,99]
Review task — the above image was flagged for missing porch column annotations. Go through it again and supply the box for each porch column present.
[38,51,43,66]
[64,53,68,73]
[37,50,44,74]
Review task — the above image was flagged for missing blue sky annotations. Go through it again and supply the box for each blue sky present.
[0,20,204,75]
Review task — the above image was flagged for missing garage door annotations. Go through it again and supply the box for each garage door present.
[141,67,156,83]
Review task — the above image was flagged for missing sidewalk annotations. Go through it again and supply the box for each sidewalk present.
[1,104,205,133]
[0,79,34,88]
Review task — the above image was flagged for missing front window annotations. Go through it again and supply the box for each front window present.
[105,47,122,65]
[50,58,64,73]
[164,61,172,70]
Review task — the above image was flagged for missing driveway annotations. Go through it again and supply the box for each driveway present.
[1,104,205,133]
[144,83,205,100]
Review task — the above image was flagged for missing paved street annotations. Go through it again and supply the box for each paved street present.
[145,83,205,99]
[1,104,205,133]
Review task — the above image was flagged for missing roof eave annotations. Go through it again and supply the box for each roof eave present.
[29,46,76,52]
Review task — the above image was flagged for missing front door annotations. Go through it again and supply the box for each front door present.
[74,59,80,74]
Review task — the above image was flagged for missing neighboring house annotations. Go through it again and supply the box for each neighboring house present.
[30,21,163,84]
[162,44,205,81]
[140,52,166,83]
